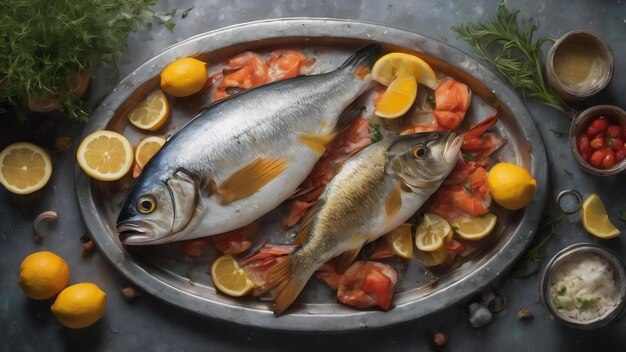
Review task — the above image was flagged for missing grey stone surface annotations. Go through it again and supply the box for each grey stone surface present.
[1,0,626,351]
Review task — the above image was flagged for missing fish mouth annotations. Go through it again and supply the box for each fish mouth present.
[117,222,155,245]
[443,132,464,165]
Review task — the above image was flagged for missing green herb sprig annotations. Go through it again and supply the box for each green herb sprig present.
[0,0,176,120]
[513,215,563,273]
[454,1,567,112]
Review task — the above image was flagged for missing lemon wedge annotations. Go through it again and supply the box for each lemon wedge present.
[0,142,52,194]
[452,213,498,241]
[371,52,438,90]
[211,255,255,297]
[415,214,453,252]
[135,136,166,169]
[580,193,621,239]
[385,223,414,259]
[375,72,418,119]
[128,90,170,131]
[76,130,133,181]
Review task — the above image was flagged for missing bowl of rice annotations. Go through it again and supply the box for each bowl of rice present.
[540,243,626,329]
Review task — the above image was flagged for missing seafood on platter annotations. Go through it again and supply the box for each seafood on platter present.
[106,43,523,315]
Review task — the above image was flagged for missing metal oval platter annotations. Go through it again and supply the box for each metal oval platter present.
[76,18,548,332]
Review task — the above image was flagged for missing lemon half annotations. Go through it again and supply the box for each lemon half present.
[211,255,255,297]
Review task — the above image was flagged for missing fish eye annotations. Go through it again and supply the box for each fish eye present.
[137,196,156,214]
[412,145,428,159]
[432,133,439,139]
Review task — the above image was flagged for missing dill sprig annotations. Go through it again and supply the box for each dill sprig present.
[515,215,563,269]
[454,1,567,112]
[0,0,176,121]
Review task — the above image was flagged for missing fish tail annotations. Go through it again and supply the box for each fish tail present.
[268,254,316,316]
[339,43,383,73]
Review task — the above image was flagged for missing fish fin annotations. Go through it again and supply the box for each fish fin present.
[293,200,323,245]
[335,104,365,133]
[298,133,338,156]
[385,183,403,221]
[339,43,383,74]
[217,157,288,205]
[299,104,365,155]
[269,256,309,316]
[335,246,363,274]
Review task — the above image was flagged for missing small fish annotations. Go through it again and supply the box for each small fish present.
[268,131,463,315]
[117,44,382,245]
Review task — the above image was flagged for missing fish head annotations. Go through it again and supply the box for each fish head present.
[117,169,200,245]
[386,131,463,188]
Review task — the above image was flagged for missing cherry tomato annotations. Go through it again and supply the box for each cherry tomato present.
[586,117,609,137]
[608,138,624,150]
[601,148,615,169]
[616,149,625,163]
[577,135,590,154]
[606,125,623,139]
[589,149,607,168]
[590,134,607,150]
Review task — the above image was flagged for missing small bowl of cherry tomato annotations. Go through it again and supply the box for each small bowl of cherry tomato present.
[571,105,626,176]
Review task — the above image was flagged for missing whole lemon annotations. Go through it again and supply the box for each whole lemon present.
[160,57,208,97]
[51,283,107,329]
[487,162,537,210]
[18,251,70,300]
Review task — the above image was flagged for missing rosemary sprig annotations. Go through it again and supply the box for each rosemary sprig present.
[454,1,567,112]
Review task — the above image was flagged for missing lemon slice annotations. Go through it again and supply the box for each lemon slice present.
[211,254,255,297]
[128,90,170,131]
[415,214,453,252]
[385,223,414,259]
[416,249,448,267]
[375,72,418,119]
[76,130,133,181]
[135,136,166,169]
[580,193,621,239]
[452,213,498,241]
[371,52,438,90]
[0,142,52,194]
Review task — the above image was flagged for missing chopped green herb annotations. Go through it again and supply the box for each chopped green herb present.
[369,123,383,142]
[463,181,474,193]
[549,129,568,138]
[1,0,176,120]
[553,298,564,310]
[557,286,566,295]
[577,297,599,311]
[463,153,476,161]
[182,6,194,18]
[426,94,436,108]
[454,2,567,112]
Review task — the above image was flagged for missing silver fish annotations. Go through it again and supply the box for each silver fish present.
[117,44,382,245]
[268,131,463,315]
